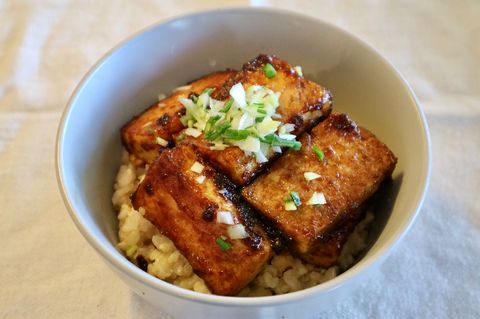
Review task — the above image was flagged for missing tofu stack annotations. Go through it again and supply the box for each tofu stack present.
[121,54,397,295]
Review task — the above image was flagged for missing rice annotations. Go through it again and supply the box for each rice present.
[112,150,373,296]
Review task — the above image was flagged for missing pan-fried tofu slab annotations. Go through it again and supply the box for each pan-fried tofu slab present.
[132,144,271,295]
[121,70,235,163]
[241,113,396,262]
[178,54,332,186]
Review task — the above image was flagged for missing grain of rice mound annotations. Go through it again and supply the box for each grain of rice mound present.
[112,150,372,296]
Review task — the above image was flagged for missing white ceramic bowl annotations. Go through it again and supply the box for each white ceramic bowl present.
[56,7,431,319]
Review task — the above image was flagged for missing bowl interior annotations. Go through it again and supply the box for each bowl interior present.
[57,8,430,303]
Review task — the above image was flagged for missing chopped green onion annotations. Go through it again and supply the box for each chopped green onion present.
[190,94,199,103]
[216,237,232,251]
[219,98,234,113]
[257,109,267,115]
[205,115,221,133]
[261,134,302,150]
[222,129,251,140]
[205,122,231,141]
[289,191,302,206]
[263,63,277,78]
[255,117,265,123]
[253,102,265,107]
[313,146,325,161]
[202,88,215,95]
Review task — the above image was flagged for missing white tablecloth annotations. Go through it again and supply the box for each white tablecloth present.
[1,1,479,318]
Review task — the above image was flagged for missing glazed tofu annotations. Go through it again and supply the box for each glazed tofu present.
[178,54,332,186]
[241,113,396,264]
[121,70,235,163]
[132,144,271,295]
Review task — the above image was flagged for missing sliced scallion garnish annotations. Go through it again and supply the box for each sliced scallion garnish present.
[222,129,251,140]
[263,63,277,78]
[205,122,231,141]
[179,82,303,162]
[313,146,325,161]
[261,134,302,150]
[204,115,221,133]
[289,191,302,206]
[219,98,234,113]
[202,88,215,95]
[216,237,232,251]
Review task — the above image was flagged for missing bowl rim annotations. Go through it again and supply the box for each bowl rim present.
[56,6,431,306]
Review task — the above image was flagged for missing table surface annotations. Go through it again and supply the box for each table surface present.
[1,1,479,318]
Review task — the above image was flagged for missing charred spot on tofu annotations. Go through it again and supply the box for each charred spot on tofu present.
[121,70,236,163]
[132,144,271,295]
[241,113,397,265]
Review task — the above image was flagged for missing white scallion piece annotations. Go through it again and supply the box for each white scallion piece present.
[242,136,261,153]
[190,161,204,174]
[209,142,229,151]
[278,133,296,140]
[155,137,169,147]
[174,85,192,92]
[255,151,269,163]
[283,123,296,133]
[294,66,303,77]
[216,211,235,225]
[285,201,297,211]
[195,175,206,184]
[227,224,249,239]
[184,127,202,137]
[229,83,247,107]
[272,146,282,153]
[306,192,327,205]
[304,172,321,181]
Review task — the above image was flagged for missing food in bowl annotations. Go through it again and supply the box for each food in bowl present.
[112,54,397,296]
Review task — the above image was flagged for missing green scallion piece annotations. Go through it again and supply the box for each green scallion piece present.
[190,94,199,103]
[222,129,251,140]
[216,237,232,251]
[204,115,221,133]
[263,63,277,78]
[219,98,234,113]
[255,117,265,123]
[257,109,267,115]
[289,191,302,206]
[313,146,325,161]
[202,88,215,96]
[260,134,302,150]
[205,122,231,141]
